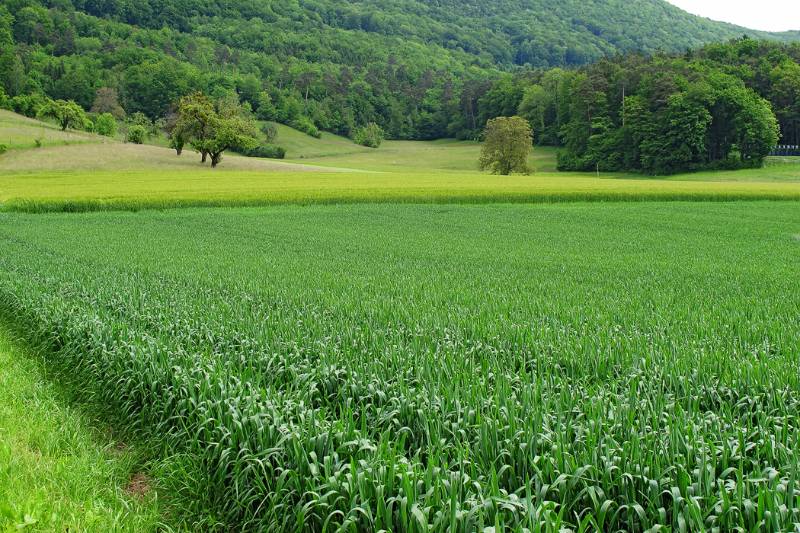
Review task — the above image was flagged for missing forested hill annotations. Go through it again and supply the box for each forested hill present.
[304,0,799,66]
[12,0,799,68]
[2,0,799,141]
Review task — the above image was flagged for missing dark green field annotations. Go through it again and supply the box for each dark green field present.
[1,202,798,531]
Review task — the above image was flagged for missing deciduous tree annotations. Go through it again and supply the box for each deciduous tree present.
[37,99,88,131]
[174,93,258,167]
[479,116,532,175]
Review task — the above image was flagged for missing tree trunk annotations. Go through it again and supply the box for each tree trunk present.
[176,147,183,156]
[211,152,222,168]
[201,151,208,163]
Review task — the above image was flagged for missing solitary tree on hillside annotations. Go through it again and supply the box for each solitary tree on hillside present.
[173,92,258,167]
[37,99,88,131]
[479,116,533,175]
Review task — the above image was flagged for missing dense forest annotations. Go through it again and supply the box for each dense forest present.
[1,0,799,172]
[526,40,800,173]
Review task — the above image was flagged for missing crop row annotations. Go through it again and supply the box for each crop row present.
[0,203,798,531]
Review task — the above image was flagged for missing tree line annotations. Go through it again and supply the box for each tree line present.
[1,0,798,174]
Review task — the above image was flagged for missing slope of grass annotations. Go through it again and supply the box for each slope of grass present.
[0,202,798,530]
[0,324,163,532]
[0,110,100,149]
[272,123,375,160]
[272,122,559,172]
[0,142,342,174]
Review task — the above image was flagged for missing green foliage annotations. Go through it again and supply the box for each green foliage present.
[479,116,533,174]
[9,94,48,118]
[352,122,384,148]
[1,203,800,531]
[549,45,788,174]
[36,99,89,131]
[0,328,164,531]
[241,144,286,159]
[94,113,117,137]
[289,116,322,139]
[175,93,259,167]
[260,123,278,144]
[125,125,147,144]
[1,0,796,142]
[0,143,6,155]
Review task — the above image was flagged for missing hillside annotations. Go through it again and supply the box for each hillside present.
[2,1,799,139]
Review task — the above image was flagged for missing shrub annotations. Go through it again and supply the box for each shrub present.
[126,125,147,144]
[290,116,321,138]
[0,87,9,110]
[242,144,286,159]
[353,122,385,148]
[94,113,118,137]
[0,143,7,155]
[261,123,278,143]
[10,93,50,118]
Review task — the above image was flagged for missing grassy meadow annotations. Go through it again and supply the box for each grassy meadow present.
[2,111,800,212]
[1,110,800,530]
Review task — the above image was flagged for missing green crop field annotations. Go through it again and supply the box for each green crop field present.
[1,202,799,531]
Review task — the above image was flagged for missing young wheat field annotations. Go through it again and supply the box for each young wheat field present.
[0,202,798,531]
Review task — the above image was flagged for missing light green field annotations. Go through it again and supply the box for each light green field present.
[3,108,800,530]
[0,325,163,532]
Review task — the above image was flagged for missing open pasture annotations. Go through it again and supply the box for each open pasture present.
[0,202,798,531]
[0,110,99,149]
[2,111,800,212]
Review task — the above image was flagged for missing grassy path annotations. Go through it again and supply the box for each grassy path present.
[0,325,164,532]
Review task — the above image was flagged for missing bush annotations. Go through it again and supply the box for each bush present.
[290,116,321,138]
[0,144,7,155]
[261,123,278,143]
[353,122,385,148]
[242,144,286,159]
[0,88,9,110]
[10,94,50,118]
[94,113,118,137]
[126,125,147,144]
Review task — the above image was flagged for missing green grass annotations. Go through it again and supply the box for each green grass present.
[0,110,100,149]
[271,122,559,172]
[3,110,800,213]
[0,324,164,532]
[1,202,799,531]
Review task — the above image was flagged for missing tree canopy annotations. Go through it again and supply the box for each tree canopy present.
[479,117,533,175]
[1,0,798,144]
[36,99,87,131]
[174,93,259,167]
